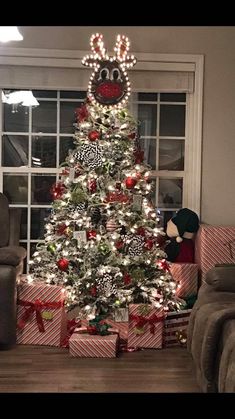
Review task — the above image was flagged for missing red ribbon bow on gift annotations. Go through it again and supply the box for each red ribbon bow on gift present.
[130,313,165,335]
[60,318,81,348]
[17,299,64,333]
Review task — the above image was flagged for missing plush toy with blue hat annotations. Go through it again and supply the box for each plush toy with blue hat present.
[164,208,200,263]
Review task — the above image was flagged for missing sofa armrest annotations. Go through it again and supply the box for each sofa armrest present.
[206,266,235,292]
[0,246,26,266]
[8,208,22,246]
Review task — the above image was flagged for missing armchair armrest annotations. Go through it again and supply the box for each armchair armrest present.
[206,265,235,292]
[0,246,26,267]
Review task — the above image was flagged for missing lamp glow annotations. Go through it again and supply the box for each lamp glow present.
[2,90,39,107]
[0,27,23,43]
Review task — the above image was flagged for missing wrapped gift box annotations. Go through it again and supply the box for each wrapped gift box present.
[69,333,118,358]
[17,282,67,347]
[170,263,198,298]
[195,225,235,282]
[128,304,164,349]
[81,317,128,342]
[105,319,128,342]
[164,309,191,347]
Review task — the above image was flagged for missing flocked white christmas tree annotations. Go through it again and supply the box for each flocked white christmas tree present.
[28,33,182,320]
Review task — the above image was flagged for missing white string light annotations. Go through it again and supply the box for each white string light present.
[82,33,137,109]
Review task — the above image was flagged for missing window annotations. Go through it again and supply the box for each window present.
[131,92,187,229]
[0,89,86,271]
[0,49,203,272]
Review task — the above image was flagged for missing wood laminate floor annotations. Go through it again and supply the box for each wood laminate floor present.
[0,345,200,393]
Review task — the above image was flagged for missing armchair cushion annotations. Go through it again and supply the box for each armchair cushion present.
[0,246,27,267]
[206,266,235,292]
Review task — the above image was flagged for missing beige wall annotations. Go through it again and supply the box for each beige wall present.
[11,27,235,225]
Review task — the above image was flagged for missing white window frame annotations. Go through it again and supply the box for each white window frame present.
[0,47,204,216]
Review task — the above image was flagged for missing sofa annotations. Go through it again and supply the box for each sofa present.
[0,193,27,349]
[187,265,235,392]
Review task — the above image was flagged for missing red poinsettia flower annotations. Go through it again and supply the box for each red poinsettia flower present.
[75,104,89,122]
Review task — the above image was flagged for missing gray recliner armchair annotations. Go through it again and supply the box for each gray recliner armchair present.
[0,193,27,349]
[187,265,235,392]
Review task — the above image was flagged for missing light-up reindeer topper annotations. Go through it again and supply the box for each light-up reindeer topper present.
[82,33,137,109]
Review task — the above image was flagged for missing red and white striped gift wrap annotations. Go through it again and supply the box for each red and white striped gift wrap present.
[128,304,164,349]
[164,309,191,347]
[195,225,235,282]
[106,319,128,342]
[170,263,198,298]
[80,318,128,342]
[106,219,119,232]
[17,283,67,347]
[69,333,118,358]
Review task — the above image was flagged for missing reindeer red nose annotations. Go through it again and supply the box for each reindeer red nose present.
[96,82,122,99]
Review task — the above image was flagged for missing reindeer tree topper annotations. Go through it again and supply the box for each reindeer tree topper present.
[82,33,137,109]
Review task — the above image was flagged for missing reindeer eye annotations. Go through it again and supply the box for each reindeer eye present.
[99,68,110,81]
[111,68,122,81]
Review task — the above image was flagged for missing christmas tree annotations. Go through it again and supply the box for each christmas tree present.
[29,33,181,320]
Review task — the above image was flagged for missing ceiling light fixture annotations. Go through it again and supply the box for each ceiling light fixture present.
[0,26,23,43]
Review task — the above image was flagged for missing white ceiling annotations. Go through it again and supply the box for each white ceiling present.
[5,26,210,54]
[7,26,151,52]
[2,26,234,55]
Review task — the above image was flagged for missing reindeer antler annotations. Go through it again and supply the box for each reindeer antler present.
[113,34,137,68]
[90,33,106,58]
[114,35,130,61]
[82,33,106,67]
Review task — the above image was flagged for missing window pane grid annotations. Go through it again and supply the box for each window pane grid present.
[0,89,187,271]
[56,91,60,170]
[136,92,186,227]
[32,98,58,102]
[133,101,186,105]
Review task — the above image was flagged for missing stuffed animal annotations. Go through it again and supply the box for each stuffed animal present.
[164,208,200,263]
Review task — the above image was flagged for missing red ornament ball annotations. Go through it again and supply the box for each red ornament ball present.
[88,130,100,141]
[87,230,97,240]
[125,177,137,189]
[57,258,69,271]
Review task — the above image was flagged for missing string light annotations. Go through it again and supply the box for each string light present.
[27,34,179,318]
[82,33,137,109]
